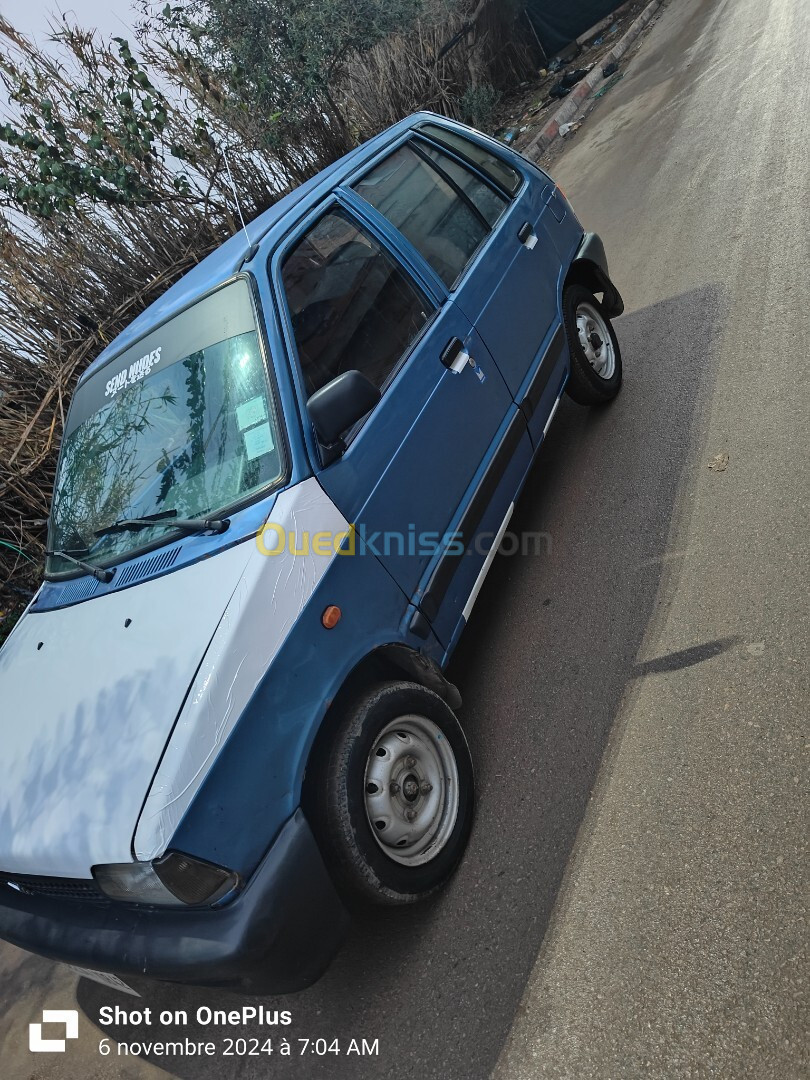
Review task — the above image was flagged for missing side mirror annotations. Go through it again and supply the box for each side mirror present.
[306,370,381,450]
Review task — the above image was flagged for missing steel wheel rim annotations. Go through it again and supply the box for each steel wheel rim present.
[363,715,460,866]
[576,301,615,379]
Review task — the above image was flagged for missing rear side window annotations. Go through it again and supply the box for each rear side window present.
[417,122,523,196]
[281,209,431,398]
[418,142,506,227]
[353,144,500,288]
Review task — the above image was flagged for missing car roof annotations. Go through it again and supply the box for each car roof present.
[78,112,441,386]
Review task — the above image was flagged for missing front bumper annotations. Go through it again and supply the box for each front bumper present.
[0,810,349,994]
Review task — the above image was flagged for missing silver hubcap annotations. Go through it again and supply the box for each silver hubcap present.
[364,715,459,866]
[576,301,615,379]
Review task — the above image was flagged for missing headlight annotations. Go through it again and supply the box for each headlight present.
[93,853,240,907]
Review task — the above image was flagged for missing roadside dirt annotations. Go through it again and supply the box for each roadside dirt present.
[489,0,668,169]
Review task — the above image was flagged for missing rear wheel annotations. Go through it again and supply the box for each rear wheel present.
[563,284,623,405]
[311,682,474,905]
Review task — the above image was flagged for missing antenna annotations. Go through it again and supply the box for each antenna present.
[222,144,252,247]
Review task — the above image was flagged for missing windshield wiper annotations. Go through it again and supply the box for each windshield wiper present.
[94,509,230,539]
[45,549,116,584]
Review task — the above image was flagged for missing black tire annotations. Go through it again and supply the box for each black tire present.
[310,681,474,906]
[563,283,623,405]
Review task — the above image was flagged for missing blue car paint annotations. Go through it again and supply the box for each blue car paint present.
[426,407,537,656]
[0,111,626,991]
[168,533,445,875]
[31,113,586,864]
[167,118,586,875]
[299,311,514,601]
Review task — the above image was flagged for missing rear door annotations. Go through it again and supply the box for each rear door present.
[274,201,513,614]
[352,123,566,446]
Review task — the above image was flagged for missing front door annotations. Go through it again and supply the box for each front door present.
[276,203,513,611]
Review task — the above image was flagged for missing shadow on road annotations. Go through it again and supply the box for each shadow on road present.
[77,284,726,1080]
[631,636,740,677]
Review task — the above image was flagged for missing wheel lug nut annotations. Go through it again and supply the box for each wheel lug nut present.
[404,756,416,769]
[405,809,417,822]
[389,781,400,795]
[420,781,433,794]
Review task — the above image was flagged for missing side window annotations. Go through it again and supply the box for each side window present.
[281,209,432,398]
[418,142,507,227]
[353,144,497,289]
[416,123,523,196]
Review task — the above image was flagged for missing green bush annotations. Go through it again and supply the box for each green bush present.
[457,83,501,130]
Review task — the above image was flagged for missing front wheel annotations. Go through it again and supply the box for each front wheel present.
[311,682,474,905]
[563,284,623,405]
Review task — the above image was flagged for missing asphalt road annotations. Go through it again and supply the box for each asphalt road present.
[1,0,807,1077]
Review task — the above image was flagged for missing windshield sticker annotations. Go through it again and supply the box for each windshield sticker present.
[104,348,162,398]
[66,281,258,436]
[244,421,274,460]
[236,395,268,431]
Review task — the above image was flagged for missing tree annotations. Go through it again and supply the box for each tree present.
[0,16,290,598]
[146,0,428,146]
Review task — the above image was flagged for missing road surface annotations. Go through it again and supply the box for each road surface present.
[1,0,807,1076]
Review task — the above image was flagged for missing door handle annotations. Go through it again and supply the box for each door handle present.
[441,337,472,373]
[517,221,538,249]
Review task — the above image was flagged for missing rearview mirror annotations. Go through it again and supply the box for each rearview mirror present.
[306,370,381,450]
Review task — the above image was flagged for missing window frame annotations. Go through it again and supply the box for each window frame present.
[270,194,442,457]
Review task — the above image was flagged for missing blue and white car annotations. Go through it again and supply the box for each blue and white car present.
[0,114,624,994]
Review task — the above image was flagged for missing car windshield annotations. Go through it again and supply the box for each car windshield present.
[47,279,283,577]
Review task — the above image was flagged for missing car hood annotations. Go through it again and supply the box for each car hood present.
[0,541,254,878]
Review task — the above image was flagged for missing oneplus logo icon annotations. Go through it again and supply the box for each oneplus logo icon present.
[29,1009,79,1052]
